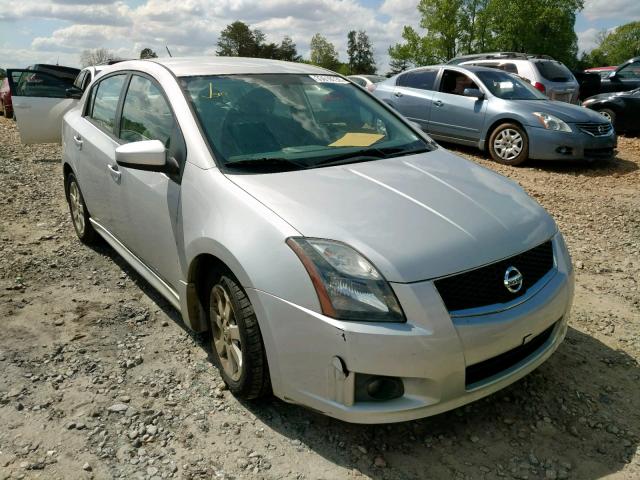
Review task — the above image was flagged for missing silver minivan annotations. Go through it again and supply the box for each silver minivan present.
[8,57,574,423]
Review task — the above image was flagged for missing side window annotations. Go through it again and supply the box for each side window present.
[439,70,479,96]
[73,71,87,90]
[500,63,518,74]
[617,62,640,79]
[81,71,92,91]
[397,70,437,90]
[351,77,366,87]
[119,75,175,146]
[89,74,126,133]
[10,70,72,98]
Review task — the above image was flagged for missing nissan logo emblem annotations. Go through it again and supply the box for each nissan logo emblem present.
[504,266,524,293]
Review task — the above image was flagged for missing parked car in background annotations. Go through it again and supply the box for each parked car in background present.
[571,70,601,101]
[599,56,640,94]
[373,65,616,165]
[27,64,80,82]
[582,87,640,133]
[348,74,386,91]
[7,65,105,143]
[449,52,579,103]
[0,77,13,118]
[584,66,616,79]
[8,57,574,423]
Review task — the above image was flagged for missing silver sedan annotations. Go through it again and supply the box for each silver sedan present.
[8,57,574,423]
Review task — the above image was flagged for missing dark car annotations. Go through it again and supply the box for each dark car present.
[27,64,81,82]
[0,77,12,118]
[571,70,601,100]
[582,87,640,133]
[599,57,640,94]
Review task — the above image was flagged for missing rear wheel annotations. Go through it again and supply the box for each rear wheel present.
[65,173,99,244]
[488,123,529,166]
[206,274,270,399]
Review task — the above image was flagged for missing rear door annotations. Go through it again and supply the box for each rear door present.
[392,68,438,129]
[429,69,487,142]
[604,60,640,93]
[7,69,77,144]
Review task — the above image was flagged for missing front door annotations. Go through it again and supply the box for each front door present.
[7,69,77,144]
[429,69,487,143]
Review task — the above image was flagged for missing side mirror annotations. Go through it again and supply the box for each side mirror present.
[463,88,485,99]
[608,71,618,80]
[65,86,83,99]
[116,140,167,171]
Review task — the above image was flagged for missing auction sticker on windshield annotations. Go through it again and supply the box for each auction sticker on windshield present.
[309,75,349,84]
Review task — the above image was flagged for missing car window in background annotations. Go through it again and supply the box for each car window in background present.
[617,61,640,79]
[362,75,385,83]
[73,71,87,90]
[10,70,71,98]
[89,74,126,133]
[476,70,547,100]
[350,77,366,87]
[534,61,572,82]
[397,69,437,90]
[181,74,431,171]
[119,75,175,146]
[439,70,479,95]
[501,63,518,74]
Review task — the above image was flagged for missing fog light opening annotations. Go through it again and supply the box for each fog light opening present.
[355,374,404,402]
[555,146,573,155]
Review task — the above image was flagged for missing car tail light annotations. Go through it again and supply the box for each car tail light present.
[533,82,546,93]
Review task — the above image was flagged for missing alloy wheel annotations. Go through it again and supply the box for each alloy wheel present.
[68,181,85,236]
[598,110,612,122]
[210,284,243,381]
[493,128,523,162]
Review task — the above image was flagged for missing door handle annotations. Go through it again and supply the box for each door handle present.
[433,100,444,107]
[107,164,121,182]
[73,135,83,150]
[394,91,403,97]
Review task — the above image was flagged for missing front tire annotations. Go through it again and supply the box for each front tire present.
[206,274,270,399]
[596,108,616,127]
[65,173,99,244]
[488,123,529,166]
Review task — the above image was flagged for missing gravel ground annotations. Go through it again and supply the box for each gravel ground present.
[0,116,639,480]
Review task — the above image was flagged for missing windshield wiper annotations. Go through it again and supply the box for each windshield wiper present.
[224,157,306,172]
[314,145,429,168]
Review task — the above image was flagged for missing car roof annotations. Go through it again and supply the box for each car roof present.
[398,64,497,75]
[110,56,334,77]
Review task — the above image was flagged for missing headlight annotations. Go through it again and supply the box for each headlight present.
[532,112,572,132]
[287,237,405,322]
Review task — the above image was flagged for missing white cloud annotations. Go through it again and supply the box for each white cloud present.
[583,0,640,21]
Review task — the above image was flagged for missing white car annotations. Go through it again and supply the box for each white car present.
[7,57,574,423]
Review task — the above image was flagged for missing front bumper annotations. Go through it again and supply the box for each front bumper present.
[248,234,574,424]
[526,125,616,161]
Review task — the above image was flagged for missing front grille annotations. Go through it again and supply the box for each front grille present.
[576,122,613,137]
[465,321,557,388]
[434,241,554,312]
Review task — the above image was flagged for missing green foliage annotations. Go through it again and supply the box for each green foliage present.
[387,0,584,72]
[309,33,341,71]
[217,22,301,61]
[347,30,377,74]
[584,22,640,66]
[139,48,158,59]
[0,68,5,80]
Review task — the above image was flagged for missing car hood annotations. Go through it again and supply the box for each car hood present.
[585,89,638,103]
[228,149,557,283]
[515,99,607,123]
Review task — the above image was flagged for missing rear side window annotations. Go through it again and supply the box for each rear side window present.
[397,70,437,90]
[350,77,366,87]
[119,75,175,146]
[73,71,87,90]
[89,74,126,133]
[534,61,572,82]
[10,70,72,98]
[500,63,518,74]
[617,61,640,79]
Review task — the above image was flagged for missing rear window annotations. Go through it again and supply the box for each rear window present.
[397,70,437,90]
[534,61,572,82]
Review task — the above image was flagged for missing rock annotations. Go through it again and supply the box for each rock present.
[237,458,249,469]
[107,403,129,413]
[374,456,387,468]
[146,425,158,435]
[82,462,92,471]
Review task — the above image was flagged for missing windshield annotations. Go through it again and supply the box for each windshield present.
[534,60,572,82]
[180,74,431,172]
[476,70,548,100]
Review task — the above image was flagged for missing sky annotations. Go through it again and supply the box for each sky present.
[1,0,639,73]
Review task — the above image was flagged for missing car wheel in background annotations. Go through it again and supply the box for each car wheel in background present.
[489,123,529,166]
[596,108,616,126]
[65,173,99,244]
[206,274,270,399]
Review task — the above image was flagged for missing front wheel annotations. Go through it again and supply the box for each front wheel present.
[488,123,529,166]
[206,275,270,399]
[596,108,616,126]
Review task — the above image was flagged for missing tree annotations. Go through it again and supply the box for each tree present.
[140,48,158,59]
[347,30,376,74]
[217,21,263,57]
[275,36,302,62]
[309,34,340,70]
[388,26,440,71]
[0,68,5,80]
[585,22,640,66]
[80,48,115,67]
